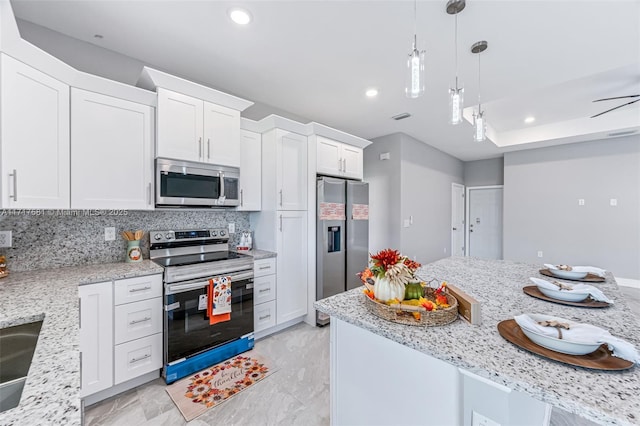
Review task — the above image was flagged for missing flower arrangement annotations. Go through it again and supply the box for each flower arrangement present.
[358,248,421,302]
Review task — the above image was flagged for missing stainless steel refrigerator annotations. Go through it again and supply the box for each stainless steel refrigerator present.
[316,177,369,326]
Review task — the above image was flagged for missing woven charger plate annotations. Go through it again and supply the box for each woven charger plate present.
[363,288,458,327]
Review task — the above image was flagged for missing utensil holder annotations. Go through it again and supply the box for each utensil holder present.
[126,240,142,263]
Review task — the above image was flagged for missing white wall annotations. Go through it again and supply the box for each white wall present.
[503,135,640,279]
[364,133,464,264]
[464,157,504,186]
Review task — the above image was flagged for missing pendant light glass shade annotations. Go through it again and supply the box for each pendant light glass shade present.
[472,109,486,142]
[449,87,464,125]
[406,41,425,98]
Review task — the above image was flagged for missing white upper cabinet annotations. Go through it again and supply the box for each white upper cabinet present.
[238,129,262,211]
[156,88,204,162]
[71,88,154,210]
[316,136,363,180]
[203,101,241,167]
[277,130,308,210]
[156,88,240,166]
[0,54,70,209]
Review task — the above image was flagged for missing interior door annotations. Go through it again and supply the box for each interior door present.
[451,183,465,257]
[467,187,503,260]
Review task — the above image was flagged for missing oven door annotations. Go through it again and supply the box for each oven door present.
[164,271,254,364]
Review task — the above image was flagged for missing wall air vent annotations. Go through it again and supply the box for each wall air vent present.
[391,112,411,121]
[607,130,637,138]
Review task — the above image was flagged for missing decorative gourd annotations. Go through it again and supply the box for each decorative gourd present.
[404,282,423,300]
[373,276,406,302]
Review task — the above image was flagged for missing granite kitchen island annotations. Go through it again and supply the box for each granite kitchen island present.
[314,257,640,426]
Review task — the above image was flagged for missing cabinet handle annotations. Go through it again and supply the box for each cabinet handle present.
[78,297,82,329]
[147,183,152,205]
[279,214,283,232]
[9,169,17,202]
[258,288,270,293]
[207,138,211,160]
[338,158,342,172]
[79,352,83,386]
[279,189,283,206]
[129,286,151,293]
[240,189,244,207]
[198,137,202,158]
[130,353,151,364]
[258,266,270,270]
[343,158,346,172]
[129,317,151,325]
[259,314,271,320]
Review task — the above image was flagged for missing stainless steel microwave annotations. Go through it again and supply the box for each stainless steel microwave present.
[155,158,240,207]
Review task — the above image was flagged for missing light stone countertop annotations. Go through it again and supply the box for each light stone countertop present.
[237,249,276,260]
[314,257,640,426]
[0,260,164,426]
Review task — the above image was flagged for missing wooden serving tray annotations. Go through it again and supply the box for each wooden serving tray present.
[497,319,634,371]
[522,286,611,308]
[539,269,605,283]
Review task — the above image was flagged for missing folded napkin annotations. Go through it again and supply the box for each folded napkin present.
[529,277,613,304]
[544,264,607,278]
[515,314,639,363]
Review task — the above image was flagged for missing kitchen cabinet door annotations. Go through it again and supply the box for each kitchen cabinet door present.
[276,211,308,323]
[341,144,363,180]
[156,88,203,162]
[276,130,307,210]
[0,54,70,209]
[79,281,113,398]
[203,101,241,167]
[238,129,261,211]
[316,136,342,177]
[71,89,154,209]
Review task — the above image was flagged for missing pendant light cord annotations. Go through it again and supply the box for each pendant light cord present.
[454,14,458,89]
[477,51,482,110]
[413,0,417,48]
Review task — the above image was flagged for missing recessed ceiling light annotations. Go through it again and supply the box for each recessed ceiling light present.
[365,88,378,98]
[93,34,103,39]
[228,8,252,25]
[524,116,536,124]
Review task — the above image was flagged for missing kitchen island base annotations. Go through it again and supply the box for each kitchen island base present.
[330,318,551,426]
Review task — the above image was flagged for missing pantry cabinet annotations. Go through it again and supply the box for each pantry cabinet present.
[157,88,240,166]
[0,53,70,209]
[79,281,113,398]
[274,130,308,210]
[276,211,308,323]
[316,136,363,180]
[71,88,154,210]
[238,129,262,211]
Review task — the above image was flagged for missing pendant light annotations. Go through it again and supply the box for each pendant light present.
[471,40,488,142]
[446,0,465,125]
[405,0,425,98]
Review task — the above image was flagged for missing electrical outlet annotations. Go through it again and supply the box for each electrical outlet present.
[104,227,116,241]
[610,199,618,206]
[228,223,236,234]
[0,231,12,248]
[403,219,410,228]
[537,251,543,258]
[578,199,585,206]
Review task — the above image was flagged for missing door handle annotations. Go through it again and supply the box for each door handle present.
[207,138,211,160]
[452,227,457,231]
[470,230,474,233]
[9,169,17,202]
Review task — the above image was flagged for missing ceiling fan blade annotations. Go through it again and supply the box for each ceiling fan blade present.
[593,95,640,102]
[591,98,640,118]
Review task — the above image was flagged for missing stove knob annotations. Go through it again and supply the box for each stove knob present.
[220,230,226,237]
[165,233,173,239]
[211,230,218,237]
[154,233,162,240]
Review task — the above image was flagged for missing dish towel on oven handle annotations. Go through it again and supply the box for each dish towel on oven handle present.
[529,277,613,303]
[514,314,639,363]
[207,276,232,325]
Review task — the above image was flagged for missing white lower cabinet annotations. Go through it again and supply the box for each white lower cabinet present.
[253,257,277,333]
[79,274,162,401]
[254,300,277,332]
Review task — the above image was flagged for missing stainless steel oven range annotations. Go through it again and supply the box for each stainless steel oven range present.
[149,228,254,384]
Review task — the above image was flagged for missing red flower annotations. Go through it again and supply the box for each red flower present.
[403,258,421,270]
[370,249,401,272]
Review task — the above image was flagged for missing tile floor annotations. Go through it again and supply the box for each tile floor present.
[85,286,640,426]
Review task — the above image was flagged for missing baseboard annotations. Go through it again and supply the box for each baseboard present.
[82,370,160,407]
[254,316,305,341]
[615,277,640,289]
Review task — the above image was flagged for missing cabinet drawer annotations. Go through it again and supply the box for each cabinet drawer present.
[114,298,163,344]
[254,300,276,332]
[253,258,276,277]
[114,274,162,305]
[254,274,276,305]
[114,333,162,385]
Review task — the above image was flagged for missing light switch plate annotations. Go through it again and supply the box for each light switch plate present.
[610,199,618,206]
[0,231,12,248]
[578,199,585,206]
[104,227,116,241]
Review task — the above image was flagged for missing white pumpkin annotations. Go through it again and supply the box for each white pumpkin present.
[373,276,405,302]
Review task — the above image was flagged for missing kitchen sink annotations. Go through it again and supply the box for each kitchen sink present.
[0,321,43,413]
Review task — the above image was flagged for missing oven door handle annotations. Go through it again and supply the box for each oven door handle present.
[166,271,254,294]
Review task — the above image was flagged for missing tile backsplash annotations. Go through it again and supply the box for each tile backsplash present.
[0,210,250,272]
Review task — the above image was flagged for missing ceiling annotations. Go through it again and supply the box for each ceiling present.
[10,0,640,161]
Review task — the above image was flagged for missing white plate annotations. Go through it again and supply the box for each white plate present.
[536,286,590,302]
[548,269,588,280]
[520,314,602,355]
